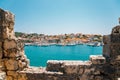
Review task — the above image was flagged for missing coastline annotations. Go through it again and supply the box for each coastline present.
[24,42,103,47]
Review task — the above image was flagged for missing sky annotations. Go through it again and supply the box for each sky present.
[0,0,120,35]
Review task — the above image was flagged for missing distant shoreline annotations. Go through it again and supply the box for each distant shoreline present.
[24,42,103,47]
[16,32,103,47]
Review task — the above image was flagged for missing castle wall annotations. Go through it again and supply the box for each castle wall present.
[18,55,106,80]
[0,8,29,80]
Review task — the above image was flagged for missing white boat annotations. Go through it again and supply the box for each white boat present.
[87,42,95,46]
[87,42,101,47]
[66,43,76,46]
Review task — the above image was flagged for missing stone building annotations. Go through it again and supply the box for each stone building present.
[0,8,120,80]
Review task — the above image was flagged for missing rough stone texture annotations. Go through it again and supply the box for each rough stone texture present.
[0,8,29,80]
[46,60,64,72]
[18,74,27,80]
[90,55,105,64]
[112,25,120,35]
[0,42,2,59]
[7,71,18,79]
[0,8,15,39]
[102,24,120,80]
[103,35,111,58]
[0,8,120,80]
[0,72,6,80]
[17,60,105,80]
[3,39,17,50]
[109,24,120,79]
[4,59,18,70]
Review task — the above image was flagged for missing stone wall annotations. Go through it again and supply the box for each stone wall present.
[0,8,29,80]
[0,8,120,80]
[102,24,120,80]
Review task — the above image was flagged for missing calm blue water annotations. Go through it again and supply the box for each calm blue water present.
[24,45,102,67]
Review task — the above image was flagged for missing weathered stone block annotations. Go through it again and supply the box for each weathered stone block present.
[16,40,24,51]
[0,72,6,80]
[0,59,5,71]
[103,35,111,44]
[79,61,92,75]
[94,70,101,75]
[0,27,2,39]
[0,24,15,39]
[90,55,106,64]
[112,25,120,34]
[2,26,14,39]
[3,49,26,58]
[103,44,110,58]
[63,64,79,75]
[115,55,120,61]
[46,60,64,72]
[3,39,17,50]
[6,76,13,80]
[0,8,14,26]
[0,50,2,59]
[4,48,18,58]
[0,10,15,39]
[47,60,92,75]
[18,73,27,80]
[80,74,90,80]
[110,44,120,57]
[118,78,120,80]
[78,65,84,75]
[111,34,120,43]
[3,39,25,58]
[103,35,111,58]
[94,76,103,80]
[20,55,28,61]
[63,61,91,75]
[0,42,2,59]
[18,60,27,70]
[26,59,30,67]
[19,67,64,80]
[4,59,18,70]
[7,71,18,79]
[0,59,3,67]
[3,39,24,57]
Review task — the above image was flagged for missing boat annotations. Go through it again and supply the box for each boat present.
[87,42,95,46]
[94,42,101,47]
[66,43,76,46]
[87,42,101,47]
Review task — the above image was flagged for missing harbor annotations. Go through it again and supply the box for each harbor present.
[25,42,103,47]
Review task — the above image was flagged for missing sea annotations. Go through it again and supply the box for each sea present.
[24,44,102,67]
